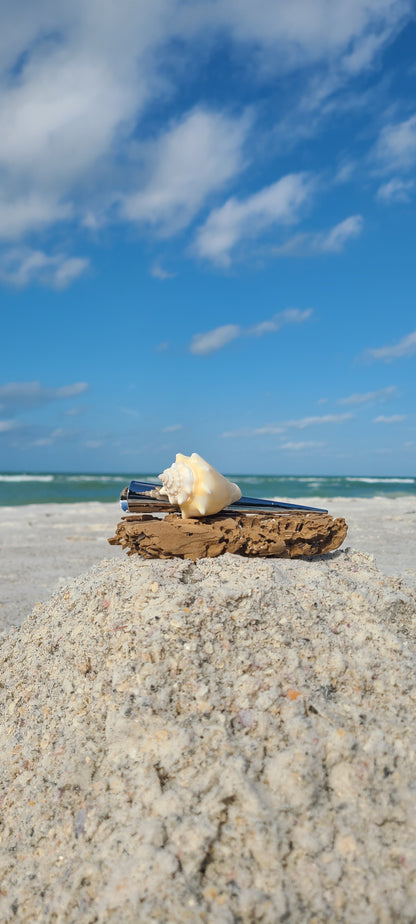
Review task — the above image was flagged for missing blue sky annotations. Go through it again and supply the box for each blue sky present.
[0,0,415,475]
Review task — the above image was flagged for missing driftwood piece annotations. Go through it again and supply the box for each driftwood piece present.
[108,511,348,561]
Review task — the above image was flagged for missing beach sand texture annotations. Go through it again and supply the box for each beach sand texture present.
[1,550,416,922]
[1,497,416,921]
[0,495,416,630]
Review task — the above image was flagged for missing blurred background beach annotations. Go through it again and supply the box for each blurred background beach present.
[1,472,415,505]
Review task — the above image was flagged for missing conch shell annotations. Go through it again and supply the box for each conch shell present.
[158,452,242,519]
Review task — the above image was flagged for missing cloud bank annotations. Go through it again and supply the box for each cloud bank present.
[0,0,412,281]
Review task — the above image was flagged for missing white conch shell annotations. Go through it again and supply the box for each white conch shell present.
[158,452,242,519]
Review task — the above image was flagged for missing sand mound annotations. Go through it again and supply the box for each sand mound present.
[1,550,416,923]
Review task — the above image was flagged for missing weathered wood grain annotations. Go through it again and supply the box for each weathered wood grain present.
[108,511,348,561]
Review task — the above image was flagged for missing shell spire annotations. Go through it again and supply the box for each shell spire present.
[158,452,242,518]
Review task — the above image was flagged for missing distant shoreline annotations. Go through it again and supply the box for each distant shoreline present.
[1,471,415,507]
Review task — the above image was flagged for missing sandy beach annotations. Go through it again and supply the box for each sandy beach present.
[1,495,415,631]
[0,501,124,632]
[1,497,416,920]
[1,541,416,921]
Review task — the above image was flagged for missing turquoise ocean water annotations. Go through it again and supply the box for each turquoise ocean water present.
[0,472,415,506]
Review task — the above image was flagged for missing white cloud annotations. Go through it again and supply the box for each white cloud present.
[376,177,414,203]
[190,308,312,355]
[222,412,353,437]
[120,407,141,418]
[0,195,72,241]
[57,384,89,399]
[222,426,284,438]
[0,420,19,433]
[334,160,356,184]
[8,425,76,448]
[190,324,241,355]
[121,109,250,234]
[65,407,86,417]
[0,1,173,239]
[225,425,286,437]
[182,0,410,70]
[284,413,354,428]
[30,438,54,447]
[373,113,416,172]
[0,53,135,185]
[280,440,325,450]
[194,173,313,265]
[363,329,416,361]
[0,0,410,249]
[249,308,312,336]
[0,381,89,414]
[162,424,183,432]
[271,68,393,158]
[0,248,89,288]
[85,440,104,449]
[26,427,79,448]
[373,414,405,423]
[150,264,177,280]
[339,385,398,405]
[52,257,90,288]
[275,215,363,256]
[340,25,394,74]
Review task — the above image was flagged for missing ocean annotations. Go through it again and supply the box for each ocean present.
[0,472,415,506]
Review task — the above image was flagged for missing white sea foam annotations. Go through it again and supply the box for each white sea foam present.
[65,475,126,482]
[295,477,328,482]
[235,477,262,484]
[346,477,415,484]
[284,476,331,482]
[0,474,54,482]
